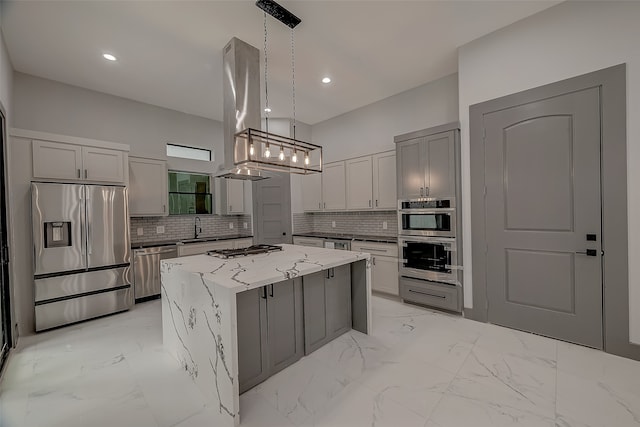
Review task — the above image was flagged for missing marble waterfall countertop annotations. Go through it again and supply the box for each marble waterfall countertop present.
[161,243,371,427]
[161,243,370,293]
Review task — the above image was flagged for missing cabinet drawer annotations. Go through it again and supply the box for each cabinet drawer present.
[351,241,397,257]
[293,237,324,248]
[399,277,461,312]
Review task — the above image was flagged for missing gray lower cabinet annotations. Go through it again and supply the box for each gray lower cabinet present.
[237,278,304,394]
[303,264,352,354]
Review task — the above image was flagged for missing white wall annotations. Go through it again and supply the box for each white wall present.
[312,73,458,163]
[458,1,640,343]
[0,30,11,123]
[13,72,223,174]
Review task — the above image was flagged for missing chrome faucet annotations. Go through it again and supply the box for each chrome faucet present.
[194,216,202,239]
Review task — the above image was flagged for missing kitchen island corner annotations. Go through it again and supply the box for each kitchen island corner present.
[161,244,371,427]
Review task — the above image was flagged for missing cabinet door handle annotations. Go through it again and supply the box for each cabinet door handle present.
[261,286,267,299]
[408,289,445,299]
[425,187,429,196]
[375,199,378,207]
[84,169,88,179]
[420,187,423,196]
[77,169,81,178]
[331,268,335,278]
[318,202,321,209]
[372,256,376,266]
[269,283,274,297]
[326,269,330,279]
[324,202,326,209]
[162,205,166,213]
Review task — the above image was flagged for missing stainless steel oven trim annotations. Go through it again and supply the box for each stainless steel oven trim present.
[397,198,457,209]
[398,236,460,285]
[397,199,457,238]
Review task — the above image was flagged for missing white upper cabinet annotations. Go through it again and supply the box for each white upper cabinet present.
[32,139,127,184]
[81,146,125,183]
[322,161,346,210]
[302,150,396,213]
[346,156,373,210]
[372,151,396,210]
[129,157,168,217]
[302,173,322,212]
[215,178,245,215]
[32,140,83,180]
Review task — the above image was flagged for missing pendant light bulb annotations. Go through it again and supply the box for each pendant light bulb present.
[279,147,285,161]
[264,144,271,158]
[249,143,255,156]
[304,153,310,165]
[292,150,298,163]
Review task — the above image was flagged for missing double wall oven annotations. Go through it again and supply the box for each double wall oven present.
[398,198,462,312]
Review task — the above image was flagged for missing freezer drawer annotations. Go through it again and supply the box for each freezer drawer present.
[399,277,461,312]
[134,246,178,300]
[35,287,132,331]
[34,266,132,303]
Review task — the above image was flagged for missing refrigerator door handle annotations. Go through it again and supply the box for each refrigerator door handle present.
[85,190,92,256]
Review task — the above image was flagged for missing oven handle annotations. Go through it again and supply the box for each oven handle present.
[444,265,464,270]
[398,208,456,214]
[399,238,457,246]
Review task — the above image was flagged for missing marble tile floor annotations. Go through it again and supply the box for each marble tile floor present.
[2,295,640,427]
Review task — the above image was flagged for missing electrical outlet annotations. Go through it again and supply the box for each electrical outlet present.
[332,221,336,228]
[229,222,234,229]
[156,226,165,234]
[382,221,388,230]
[137,227,144,236]
[243,222,248,229]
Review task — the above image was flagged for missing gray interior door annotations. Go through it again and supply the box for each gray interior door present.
[253,172,292,245]
[483,87,603,348]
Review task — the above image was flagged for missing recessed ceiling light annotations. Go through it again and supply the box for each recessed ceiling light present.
[322,77,331,84]
[264,107,272,113]
[102,53,117,61]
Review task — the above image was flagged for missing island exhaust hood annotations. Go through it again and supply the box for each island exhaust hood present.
[216,36,322,180]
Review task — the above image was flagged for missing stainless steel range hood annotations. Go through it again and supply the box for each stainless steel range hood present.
[216,37,322,179]
[216,37,266,181]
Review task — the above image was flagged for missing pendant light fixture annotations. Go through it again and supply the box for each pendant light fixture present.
[232,0,322,175]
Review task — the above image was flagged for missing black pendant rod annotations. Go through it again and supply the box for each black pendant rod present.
[255,0,301,29]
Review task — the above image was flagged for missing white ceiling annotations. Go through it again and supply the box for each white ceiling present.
[0,1,559,125]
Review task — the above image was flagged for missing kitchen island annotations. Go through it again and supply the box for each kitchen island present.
[161,244,371,427]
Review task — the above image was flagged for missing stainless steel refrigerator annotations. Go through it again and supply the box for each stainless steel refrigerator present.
[32,182,132,331]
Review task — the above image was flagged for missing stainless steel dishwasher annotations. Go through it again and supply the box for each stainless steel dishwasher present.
[133,245,178,302]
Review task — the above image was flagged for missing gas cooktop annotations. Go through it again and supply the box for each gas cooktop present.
[207,244,283,259]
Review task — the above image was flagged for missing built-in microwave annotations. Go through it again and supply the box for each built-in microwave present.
[398,198,456,238]
[399,236,460,285]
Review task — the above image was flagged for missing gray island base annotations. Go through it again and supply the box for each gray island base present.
[161,244,371,427]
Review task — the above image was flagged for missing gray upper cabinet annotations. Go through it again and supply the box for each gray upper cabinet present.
[237,278,303,394]
[396,127,458,199]
[303,264,351,355]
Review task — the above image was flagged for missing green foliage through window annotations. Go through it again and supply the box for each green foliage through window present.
[168,171,213,215]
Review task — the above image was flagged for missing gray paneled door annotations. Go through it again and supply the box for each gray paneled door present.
[253,172,292,245]
[483,87,603,349]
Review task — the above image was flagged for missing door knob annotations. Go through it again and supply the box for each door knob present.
[576,249,598,256]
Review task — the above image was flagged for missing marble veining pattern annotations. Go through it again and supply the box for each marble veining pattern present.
[162,243,370,293]
[2,296,640,427]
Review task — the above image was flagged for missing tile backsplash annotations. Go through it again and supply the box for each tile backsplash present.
[293,211,397,236]
[130,215,252,243]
